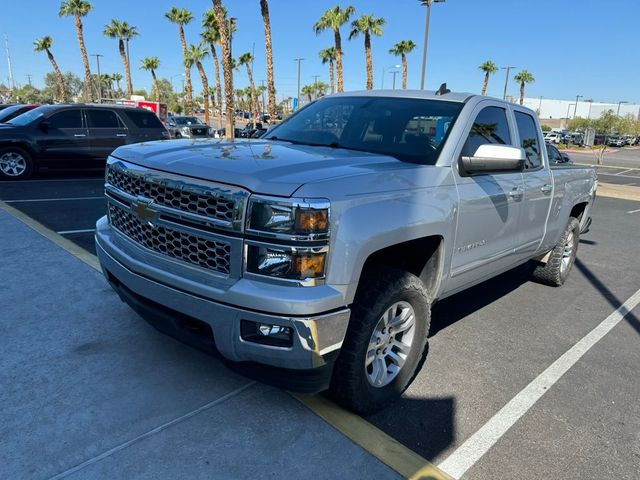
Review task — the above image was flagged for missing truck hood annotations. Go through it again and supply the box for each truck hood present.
[111,139,406,197]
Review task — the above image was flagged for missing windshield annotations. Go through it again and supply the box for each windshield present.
[266,96,463,164]
[7,108,45,126]
[174,117,203,125]
[0,105,24,122]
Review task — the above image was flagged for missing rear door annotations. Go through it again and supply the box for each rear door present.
[513,108,553,257]
[37,108,90,167]
[86,108,129,162]
[448,102,525,292]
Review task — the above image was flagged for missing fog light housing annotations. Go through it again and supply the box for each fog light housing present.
[241,320,293,348]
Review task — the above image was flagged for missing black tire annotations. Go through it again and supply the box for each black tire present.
[329,266,431,414]
[532,217,580,287]
[0,146,34,180]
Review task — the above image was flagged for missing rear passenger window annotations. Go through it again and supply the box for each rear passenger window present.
[461,107,511,157]
[87,109,125,129]
[49,109,83,129]
[514,111,542,169]
[125,109,164,129]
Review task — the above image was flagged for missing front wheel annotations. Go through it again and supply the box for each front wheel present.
[329,266,431,414]
[0,147,34,180]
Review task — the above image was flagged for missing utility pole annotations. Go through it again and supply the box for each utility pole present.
[294,58,304,110]
[617,101,628,117]
[501,66,515,100]
[26,74,32,86]
[574,95,583,118]
[391,71,398,90]
[4,34,15,90]
[91,54,104,103]
[419,0,445,90]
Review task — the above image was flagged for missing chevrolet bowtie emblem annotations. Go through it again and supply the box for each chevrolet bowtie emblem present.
[132,198,156,224]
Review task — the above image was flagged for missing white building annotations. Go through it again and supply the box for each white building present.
[521,97,640,120]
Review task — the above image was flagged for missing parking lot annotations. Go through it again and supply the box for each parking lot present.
[1,162,639,479]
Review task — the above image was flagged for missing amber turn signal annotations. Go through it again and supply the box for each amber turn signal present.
[295,210,328,233]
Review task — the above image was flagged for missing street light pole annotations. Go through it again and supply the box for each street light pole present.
[501,66,515,100]
[617,101,628,116]
[381,64,401,89]
[566,103,574,120]
[419,0,445,90]
[391,71,399,90]
[294,58,304,110]
[91,54,104,103]
[574,95,583,118]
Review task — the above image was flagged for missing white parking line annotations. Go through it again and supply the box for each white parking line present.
[438,288,640,479]
[5,196,104,204]
[615,169,634,175]
[57,228,96,235]
[47,381,256,480]
[627,208,640,214]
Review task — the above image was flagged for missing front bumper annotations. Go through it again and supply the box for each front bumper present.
[95,217,350,373]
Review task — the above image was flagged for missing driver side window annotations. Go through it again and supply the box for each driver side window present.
[461,107,512,157]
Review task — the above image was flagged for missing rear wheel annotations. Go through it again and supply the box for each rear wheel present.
[532,217,580,287]
[0,147,34,180]
[329,266,430,414]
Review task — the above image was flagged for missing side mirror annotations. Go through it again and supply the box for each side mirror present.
[39,120,51,132]
[460,144,526,174]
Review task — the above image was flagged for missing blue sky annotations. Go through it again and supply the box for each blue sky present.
[1,0,638,103]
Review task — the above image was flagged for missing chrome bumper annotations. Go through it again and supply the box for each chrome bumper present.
[95,217,350,370]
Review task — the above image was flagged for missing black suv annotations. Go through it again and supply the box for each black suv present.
[0,104,169,180]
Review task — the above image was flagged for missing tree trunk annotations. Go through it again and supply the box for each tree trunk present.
[364,31,373,90]
[75,15,93,101]
[151,70,159,102]
[46,49,67,102]
[118,39,133,99]
[178,24,193,113]
[196,61,210,125]
[245,64,258,120]
[214,0,234,141]
[209,43,222,126]
[401,54,408,89]
[260,0,277,120]
[481,72,489,96]
[519,82,525,105]
[329,60,335,94]
[334,30,344,92]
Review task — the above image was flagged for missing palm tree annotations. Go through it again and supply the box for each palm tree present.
[141,57,160,102]
[301,84,315,103]
[314,5,355,93]
[478,60,498,96]
[112,72,123,93]
[202,9,222,118]
[315,81,330,98]
[389,40,416,89]
[104,20,138,98]
[238,52,259,119]
[213,0,234,140]
[59,0,93,101]
[349,14,385,90]
[259,0,277,120]
[33,36,67,102]
[514,70,535,105]
[165,7,194,113]
[186,44,211,124]
[319,47,336,94]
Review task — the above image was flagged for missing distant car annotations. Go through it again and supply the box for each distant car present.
[607,136,625,147]
[544,132,563,144]
[0,104,169,180]
[166,115,211,139]
[562,132,583,145]
[213,127,243,139]
[546,142,572,164]
[0,104,39,124]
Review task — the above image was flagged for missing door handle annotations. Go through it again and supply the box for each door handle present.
[540,184,553,194]
[74,134,86,138]
[508,188,524,200]
[116,133,127,137]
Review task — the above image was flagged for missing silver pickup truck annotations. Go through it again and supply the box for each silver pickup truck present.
[96,90,596,413]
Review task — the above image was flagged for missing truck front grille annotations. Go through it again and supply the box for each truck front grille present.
[108,203,231,275]
[107,166,236,222]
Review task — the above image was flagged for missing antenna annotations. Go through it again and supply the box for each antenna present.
[435,83,450,96]
[5,34,15,90]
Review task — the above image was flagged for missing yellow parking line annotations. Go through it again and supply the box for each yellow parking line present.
[0,200,101,272]
[293,394,453,480]
[1,199,451,480]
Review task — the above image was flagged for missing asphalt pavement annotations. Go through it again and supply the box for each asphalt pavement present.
[1,171,639,479]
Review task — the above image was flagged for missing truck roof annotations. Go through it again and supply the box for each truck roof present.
[329,89,475,103]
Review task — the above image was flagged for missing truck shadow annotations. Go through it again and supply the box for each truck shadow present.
[429,264,532,337]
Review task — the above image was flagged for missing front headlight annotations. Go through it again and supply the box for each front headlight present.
[181,126,192,135]
[246,244,327,281]
[247,197,329,239]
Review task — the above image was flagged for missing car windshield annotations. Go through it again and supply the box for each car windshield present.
[265,96,463,164]
[6,108,45,126]
[0,105,24,122]
[174,117,203,125]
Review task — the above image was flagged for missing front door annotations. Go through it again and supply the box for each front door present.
[37,108,90,167]
[513,109,553,257]
[447,103,524,293]
[86,108,129,163]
